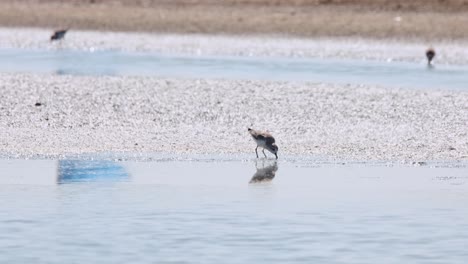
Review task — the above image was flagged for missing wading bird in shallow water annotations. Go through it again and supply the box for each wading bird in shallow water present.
[248,128,278,159]
[426,47,436,66]
[50,29,68,41]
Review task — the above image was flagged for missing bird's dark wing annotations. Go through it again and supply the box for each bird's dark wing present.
[256,134,265,140]
[265,136,275,144]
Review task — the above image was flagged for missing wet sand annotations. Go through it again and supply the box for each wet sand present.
[0,73,467,162]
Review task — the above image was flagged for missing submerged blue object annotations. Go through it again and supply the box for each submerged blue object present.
[58,160,128,183]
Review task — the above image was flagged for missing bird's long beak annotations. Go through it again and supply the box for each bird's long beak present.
[275,153,278,159]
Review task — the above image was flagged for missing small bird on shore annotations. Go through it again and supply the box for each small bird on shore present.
[426,47,436,65]
[50,29,68,41]
[248,128,278,159]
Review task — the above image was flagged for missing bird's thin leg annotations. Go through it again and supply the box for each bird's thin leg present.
[255,146,259,158]
[262,149,267,158]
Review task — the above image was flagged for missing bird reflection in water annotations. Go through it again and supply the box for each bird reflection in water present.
[249,160,278,183]
[57,160,128,184]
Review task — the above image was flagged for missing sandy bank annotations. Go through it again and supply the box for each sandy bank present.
[1,1,468,39]
[0,73,467,161]
[2,28,468,65]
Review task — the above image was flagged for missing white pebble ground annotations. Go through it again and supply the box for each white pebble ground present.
[0,73,467,162]
[2,27,468,65]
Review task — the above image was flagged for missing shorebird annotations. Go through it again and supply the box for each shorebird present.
[248,128,278,159]
[426,47,436,65]
[50,29,68,41]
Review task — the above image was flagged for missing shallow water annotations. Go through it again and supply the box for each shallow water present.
[0,159,467,263]
[2,48,468,90]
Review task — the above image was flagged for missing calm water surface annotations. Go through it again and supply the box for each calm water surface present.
[0,159,467,263]
[2,48,468,90]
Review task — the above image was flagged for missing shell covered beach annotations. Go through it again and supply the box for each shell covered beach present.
[0,72,467,162]
[1,0,468,163]
[0,28,467,162]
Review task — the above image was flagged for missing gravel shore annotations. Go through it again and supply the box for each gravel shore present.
[1,73,467,161]
[2,28,468,65]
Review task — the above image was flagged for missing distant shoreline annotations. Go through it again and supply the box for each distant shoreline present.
[1,1,468,40]
[2,28,468,66]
